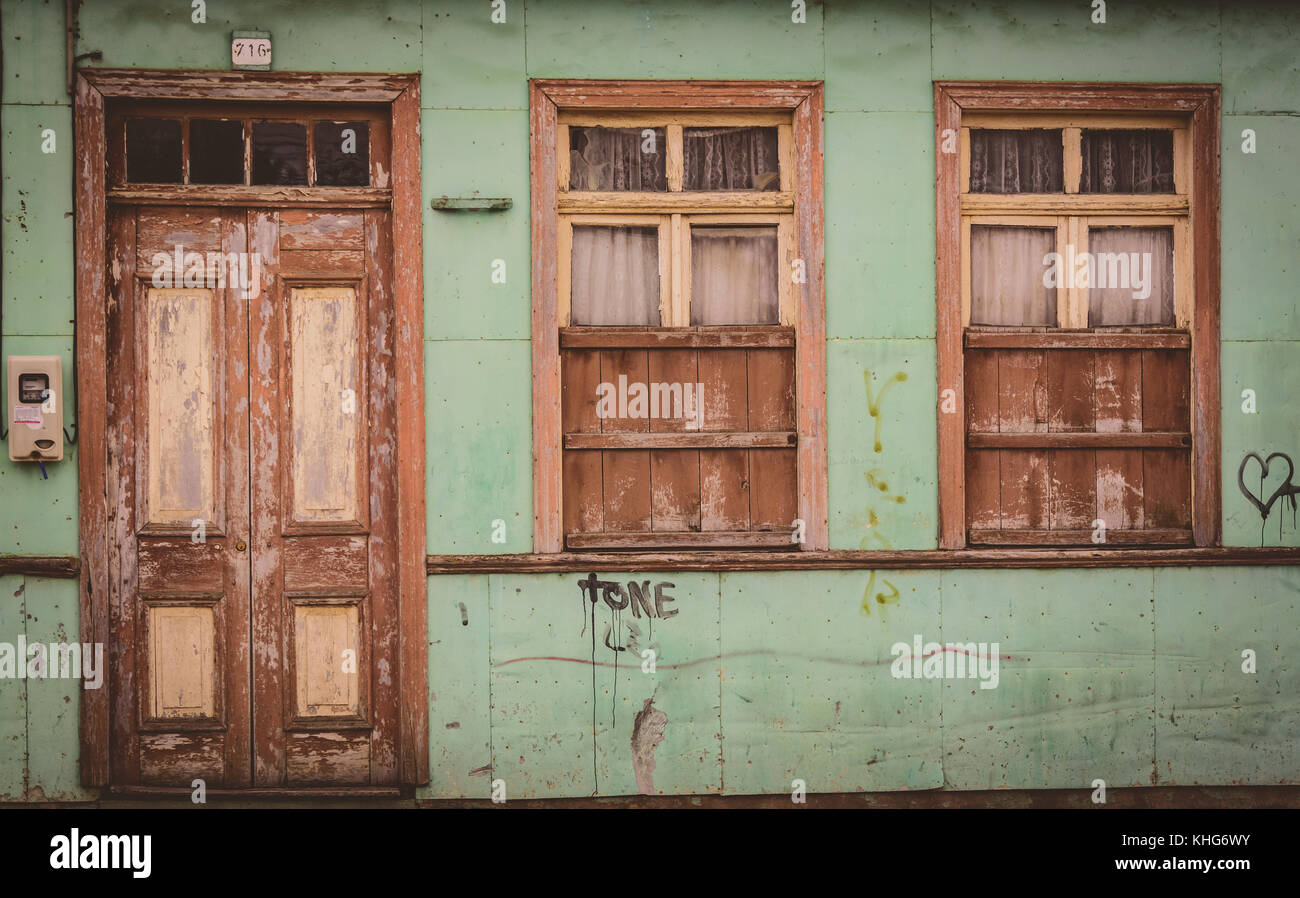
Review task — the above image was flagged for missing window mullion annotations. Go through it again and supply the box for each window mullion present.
[667,125,683,192]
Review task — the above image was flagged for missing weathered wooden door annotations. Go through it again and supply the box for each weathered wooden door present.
[106,204,399,789]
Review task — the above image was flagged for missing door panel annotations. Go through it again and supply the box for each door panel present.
[108,204,397,789]
[108,206,252,787]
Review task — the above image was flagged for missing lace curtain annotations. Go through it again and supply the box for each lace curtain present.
[683,127,780,191]
[569,127,667,191]
[690,227,779,325]
[969,226,1057,326]
[1088,227,1175,325]
[570,226,660,325]
[1081,130,1174,194]
[969,129,1063,194]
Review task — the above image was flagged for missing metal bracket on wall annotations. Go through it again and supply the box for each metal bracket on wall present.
[431,197,512,212]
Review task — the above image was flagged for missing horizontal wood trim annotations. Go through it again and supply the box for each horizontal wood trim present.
[567,530,795,549]
[559,191,793,214]
[564,431,795,450]
[967,432,1191,449]
[936,81,1219,112]
[104,785,403,799]
[560,326,794,348]
[428,546,1300,572]
[965,330,1190,349]
[534,79,820,110]
[970,529,1193,546]
[558,110,793,126]
[961,193,1188,214]
[0,555,80,578]
[109,186,391,207]
[83,68,412,101]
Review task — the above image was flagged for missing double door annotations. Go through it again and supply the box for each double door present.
[106,204,399,788]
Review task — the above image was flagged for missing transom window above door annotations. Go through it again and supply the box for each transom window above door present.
[107,103,390,189]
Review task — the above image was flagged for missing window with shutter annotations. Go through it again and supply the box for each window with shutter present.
[531,82,827,552]
[936,84,1221,550]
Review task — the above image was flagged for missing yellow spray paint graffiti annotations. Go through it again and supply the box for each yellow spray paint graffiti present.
[864,369,908,454]
[859,570,901,616]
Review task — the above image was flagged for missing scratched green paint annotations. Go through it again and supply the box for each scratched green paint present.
[2,0,1300,800]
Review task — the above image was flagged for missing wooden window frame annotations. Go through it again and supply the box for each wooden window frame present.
[74,69,427,788]
[531,80,827,553]
[935,81,1221,550]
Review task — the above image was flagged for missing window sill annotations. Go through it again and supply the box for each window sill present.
[426,546,1300,574]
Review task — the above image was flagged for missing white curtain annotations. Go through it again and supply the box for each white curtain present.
[683,127,780,191]
[690,227,779,325]
[1082,130,1174,194]
[969,129,1063,194]
[569,127,666,191]
[1088,227,1175,326]
[570,225,660,325]
[970,225,1056,326]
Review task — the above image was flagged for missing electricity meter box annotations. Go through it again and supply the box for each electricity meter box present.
[7,355,64,462]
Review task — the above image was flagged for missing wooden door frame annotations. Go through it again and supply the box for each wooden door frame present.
[75,69,428,788]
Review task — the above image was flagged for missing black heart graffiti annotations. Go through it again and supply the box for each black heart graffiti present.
[1238,451,1300,544]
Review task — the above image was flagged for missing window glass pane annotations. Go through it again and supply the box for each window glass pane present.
[314,121,370,187]
[251,121,307,186]
[969,129,1063,193]
[189,119,245,185]
[1081,130,1174,193]
[970,225,1057,326]
[125,118,182,183]
[1087,227,1175,326]
[570,226,660,325]
[690,226,779,325]
[569,127,667,191]
[683,127,780,191]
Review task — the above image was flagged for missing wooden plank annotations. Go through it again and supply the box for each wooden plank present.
[558,191,794,214]
[1049,450,1097,529]
[278,250,365,278]
[997,350,1047,433]
[965,450,1002,531]
[999,450,1049,529]
[561,350,602,434]
[1141,349,1191,433]
[794,84,828,550]
[1046,350,1095,431]
[750,448,797,529]
[1096,449,1145,531]
[534,79,818,110]
[960,193,1188,214]
[428,546,1300,573]
[603,450,652,531]
[599,350,650,433]
[76,73,111,786]
[563,450,604,537]
[650,450,701,532]
[566,431,796,449]
[0,556,80,577]
[531,81,563,553]
[1190,87,1222,546]
[567,531,794,549]
[697,349,748,431]
[970,529,1191,546]
[1144,449,1192,529]
[746,349,796,431]
[134,207,222,255]
[392,78,429,786]
[1094,350,1143,433]
[111,186,391,207]
[936,84,965,548]
[964,349,999,433]
[279,209,365,249]
[560,326,793,349]
[700,449,750,531]
[965,331,1189,350]
[83,69,412,102]
[968,432,1190,449]
[647,348,698,434]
